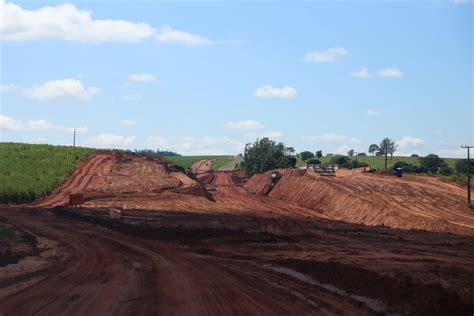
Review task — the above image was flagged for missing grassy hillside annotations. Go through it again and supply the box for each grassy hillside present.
[296,155,459,169]
[163,155,234,171]
[0,142,94,203]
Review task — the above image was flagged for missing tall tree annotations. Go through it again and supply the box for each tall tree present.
[347,149,355,157]
[368,144,379,168]
[242,138,291,176]
[378,138,396,169]
[315,150,323,158]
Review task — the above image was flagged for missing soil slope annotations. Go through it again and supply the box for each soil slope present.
[245,169,474,236]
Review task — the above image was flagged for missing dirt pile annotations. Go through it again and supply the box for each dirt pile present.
[28,152,214,209]
[245,169,474,236]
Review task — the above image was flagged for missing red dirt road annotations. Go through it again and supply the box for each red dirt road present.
[1,206,473,315]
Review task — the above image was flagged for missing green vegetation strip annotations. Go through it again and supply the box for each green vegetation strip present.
[296,155,458,169]
[163,155,234,171]
[0,142,94,204]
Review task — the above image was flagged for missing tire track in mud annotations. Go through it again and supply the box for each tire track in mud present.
[0,209,379,315]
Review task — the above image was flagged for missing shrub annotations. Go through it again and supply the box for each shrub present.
[307,158,321,165]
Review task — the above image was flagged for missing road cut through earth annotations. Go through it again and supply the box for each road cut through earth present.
[1,152,473,315]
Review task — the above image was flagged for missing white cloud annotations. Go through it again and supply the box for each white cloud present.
[0,0,155,43]
[86,133,135,148]
[144,136,168,148]
[336,145,351,155]
[120,94,143,101]
[23,79,99,101]
[25,119,55,131]
[128,73,156,83]
[120,119,137,126]
[304,47,348,63]
[254,85,297,99]
[436,148,466,158]
[0,115,22,131]
[224,120,263,130]
[0,1,209,46]
[155,25,211,46]
[351,68,371,78]
[143,136,243,155]
[0,114,87,133]
[365,109,382,116]
[397,136,425,148]
[378,68,403,78]
[0,84,20,92]
[302,134,361,144]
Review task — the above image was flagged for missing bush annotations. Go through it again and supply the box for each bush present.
[419,154,445,174]
[242,138,293,176]
[455,159,474,174]
[300,151,315,161]
[330,155,349,166]
[287,156,297,168]
[307,158,321,165]
[392,161,425,173]
[439,165,454,176]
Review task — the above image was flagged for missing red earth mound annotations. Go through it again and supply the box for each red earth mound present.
[245,168,474,236]
[28,152,214,209]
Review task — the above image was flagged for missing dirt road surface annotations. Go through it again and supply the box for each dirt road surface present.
[218,156,243,171]
[1,206,473,315]
[190,159,214,174]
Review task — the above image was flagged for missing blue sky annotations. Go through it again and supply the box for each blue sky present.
[0,0,472,156]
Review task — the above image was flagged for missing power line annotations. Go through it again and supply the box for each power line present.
[461,145,473,208]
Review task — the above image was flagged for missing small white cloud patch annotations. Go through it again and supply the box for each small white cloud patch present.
[304,47,348,63]
[156,25,211,46]
[23,79,99,101]
[254,85,297,99]
[378,68,403,77]
[397,136,425,148]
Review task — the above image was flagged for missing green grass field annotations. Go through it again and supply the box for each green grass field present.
[296,155,459,169]
[163,155,235,171]
[0,142,94,203]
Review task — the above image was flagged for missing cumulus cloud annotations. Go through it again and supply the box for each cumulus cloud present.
[120,119,137,126]
[155,25,211,46]
[351,67,404,78]
[21,79,99,101]
[86,133,135,148]
[0,84,20,92]
[397,136,425,148]
[128,73,157,83]
[263,131,283,138]
[304,47,348,63]
[0,114,22,131]
[144,136,243,155]
[302,134,361,144]
[224,120,263,130]
[351,68,371,78]
[254,85,297,99]
[336,145,351,155]
[0,1,209,45]
[377,68,403,77]
[0,114,87,133]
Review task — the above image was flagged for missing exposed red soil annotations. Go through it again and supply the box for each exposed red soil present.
[245,168,474,236]
[191,159,215,174]
[1,206,473,315]
[26,152,214,209]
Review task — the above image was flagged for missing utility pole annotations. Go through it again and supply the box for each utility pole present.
[461,145,473,208]
[73,128,76,148]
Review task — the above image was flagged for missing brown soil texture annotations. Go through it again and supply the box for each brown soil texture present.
[27,152,214,209]
[245,168,474,236]
[1,206,473,315]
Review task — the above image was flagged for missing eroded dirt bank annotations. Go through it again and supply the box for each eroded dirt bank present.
[0,206,473,315]
[245,169,474,236]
